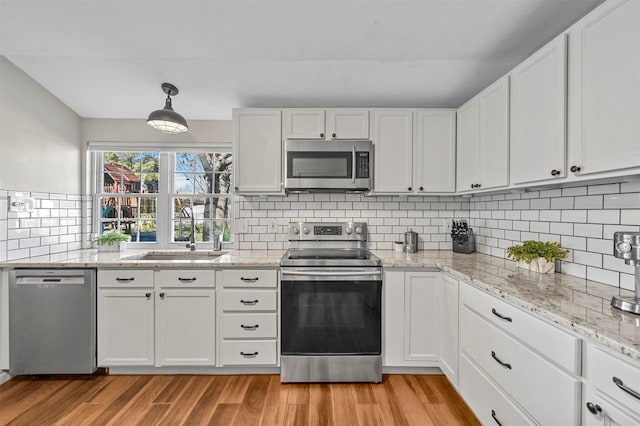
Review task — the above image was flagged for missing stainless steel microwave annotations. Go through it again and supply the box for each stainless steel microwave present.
[284,139,373,193]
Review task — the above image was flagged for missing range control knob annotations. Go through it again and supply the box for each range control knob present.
[345,227,353,234]
[355,226,363,234]
[302,226,310,234]
[291,226,299,234]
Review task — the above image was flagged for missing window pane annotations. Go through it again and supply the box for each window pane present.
[132,221,157,242]
[141,173,159,193]
[175,173,194,193]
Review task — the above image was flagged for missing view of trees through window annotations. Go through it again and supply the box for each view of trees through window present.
[98,150,232,244]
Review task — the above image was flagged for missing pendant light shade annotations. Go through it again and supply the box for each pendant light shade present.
[147,83,189,134]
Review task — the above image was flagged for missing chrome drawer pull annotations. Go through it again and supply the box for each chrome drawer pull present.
[241,324,259,330]
[178,277,196,282]
[240,277,259,283]
[491,351,512,370]
[240,351,259,358]
[116,277,135,282]
[491,410,502,426]
[240,299,259,305]
[491,308,512,322]
[613,376,640,401]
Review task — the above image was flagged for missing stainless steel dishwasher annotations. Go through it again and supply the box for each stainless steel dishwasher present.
[9,269,97,375]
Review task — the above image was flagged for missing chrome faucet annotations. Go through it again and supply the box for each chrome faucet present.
[179,205,196,251]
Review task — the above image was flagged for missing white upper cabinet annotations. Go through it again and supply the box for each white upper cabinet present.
[510,34,567,185]
[233,109,283,194]
[371,109,414,193]
[478,76,510,190]
[283,109,369,140]
[414,110,456,193]
[283,109,325,139]
[326,109,370,139]
[456,97,480,191]
[567,0,640,178]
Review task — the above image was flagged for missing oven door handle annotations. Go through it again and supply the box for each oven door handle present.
[281,270,381,277]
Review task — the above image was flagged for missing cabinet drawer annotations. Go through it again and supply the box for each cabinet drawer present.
[222,290,277,311]
[222,269,278,288]
[98,269,154,288]
[460,283,580,374]
[459,353,536,426]
[156,269,215,288]
[221,340,277,365]
[222,313,277,339]
[460,305,581,426]
[589,344,640,415]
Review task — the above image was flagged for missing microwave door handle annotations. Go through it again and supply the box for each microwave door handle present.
[352,145,357,184]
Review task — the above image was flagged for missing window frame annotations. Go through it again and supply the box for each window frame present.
[90,142,234,249]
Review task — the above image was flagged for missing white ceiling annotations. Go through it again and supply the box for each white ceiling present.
[0,0,604,120]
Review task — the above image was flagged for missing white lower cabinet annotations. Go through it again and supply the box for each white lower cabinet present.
[383,270,439,367]
[97,269,216,367]
[459,281,581,426]
[156,289,215,366]
[583,342,640,425]
[97,288,155,366]
[220,269,279,366]
[437,273,459,384]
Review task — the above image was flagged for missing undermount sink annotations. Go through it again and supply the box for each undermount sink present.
[121,251,225,261]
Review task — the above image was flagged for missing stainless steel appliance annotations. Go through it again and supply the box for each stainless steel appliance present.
[280,221,382,383]
[404,229,418,253]
[9,269,97,375]
[284,139,373,193]
[612,232,640,314]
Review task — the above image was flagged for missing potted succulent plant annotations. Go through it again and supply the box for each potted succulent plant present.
[94,230,131,252]
[506,240,569,274]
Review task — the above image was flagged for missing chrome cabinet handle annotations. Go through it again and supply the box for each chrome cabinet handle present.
[178,277,196,283]
[491,308,513,323]
[491,410,502,426]
[241,324,259,330]
[240,351,258,358]
[240,277,259,283]
[116,277,135,282]
[491,351,512,370]
[613,376,640,401]
[240,299,259,305]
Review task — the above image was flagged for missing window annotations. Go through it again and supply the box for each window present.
[95,147,233,247]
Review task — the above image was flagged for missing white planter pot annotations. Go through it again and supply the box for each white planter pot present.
[517,258,555,274]
[97,242,127,252]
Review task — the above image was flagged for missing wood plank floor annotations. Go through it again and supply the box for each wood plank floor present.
[0,374,480,426]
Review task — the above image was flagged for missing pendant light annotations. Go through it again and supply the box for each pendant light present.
[146,82,189,134]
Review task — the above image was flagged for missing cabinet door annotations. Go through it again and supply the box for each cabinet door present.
[372,110,413,193]
[404,272,439,363]
[414,110,456,193]
[97,289,154,366]
[456,97,480,192]
[283,109,325,139]
[478,76,510,190]
[383,270,405,366]
[233,109,283,194]
[568,0,640,176]
[510,34,567,185]
[437,274,459,385]
[326,109,369,139]
[156,289,215,366]
[583,385,640,426]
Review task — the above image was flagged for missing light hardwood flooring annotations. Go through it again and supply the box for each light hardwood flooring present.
[0,374,480,425]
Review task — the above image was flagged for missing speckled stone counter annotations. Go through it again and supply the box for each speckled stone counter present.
[0,248,285,268]
[374,249,640,364]
[3,248,639,364]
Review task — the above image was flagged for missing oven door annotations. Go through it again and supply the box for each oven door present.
[284,139,372,191]
[280,268,382,356]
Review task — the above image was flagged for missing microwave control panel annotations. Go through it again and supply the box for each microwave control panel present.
[356,152,370,178]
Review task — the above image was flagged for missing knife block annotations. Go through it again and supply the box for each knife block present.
[452,228,475,254]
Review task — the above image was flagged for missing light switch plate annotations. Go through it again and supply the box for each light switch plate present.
[8,196,35,213]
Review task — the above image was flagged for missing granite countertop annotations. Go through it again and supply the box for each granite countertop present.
[2,248,639,363]
[373,249,640,364]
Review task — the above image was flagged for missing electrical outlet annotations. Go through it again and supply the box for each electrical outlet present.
[444,219,452,233]
[267,219,277,233]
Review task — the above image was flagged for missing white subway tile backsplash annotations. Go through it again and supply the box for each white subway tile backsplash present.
[574,223,603,239]
[587,267,619,287]
[620,210,640,225]
[588,210,620,224]
[588,183,620,195]
[604,193,640,209]
[561,236,587,251]
[575,195,603,209]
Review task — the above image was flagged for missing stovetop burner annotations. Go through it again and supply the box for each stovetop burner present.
[280,222,380,268]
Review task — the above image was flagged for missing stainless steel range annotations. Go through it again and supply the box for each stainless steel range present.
[280,221,382,383]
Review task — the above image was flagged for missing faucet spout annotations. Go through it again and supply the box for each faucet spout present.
[180,205,196,251]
